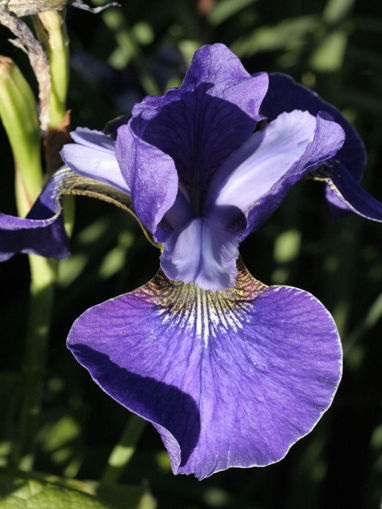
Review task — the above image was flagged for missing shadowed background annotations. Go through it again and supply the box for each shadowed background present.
[1,0,381,507]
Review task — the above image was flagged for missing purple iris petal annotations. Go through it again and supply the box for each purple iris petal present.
[327,162,382,222]
[67,266,342,480]
[207,110,316,219]
[174,109,343,290]
[262,73,365,180]
[325,185,354,218]
[61,128,129,195]
[158,186,193,233]
[206,110,345,236]
[0,169,70,261]
[261,73,366,216]
[322,158,382,222]
[117,43,268,234]
[243,111,345,235]
[160,217,239,291]
[136,70,268,198]
[115,126,179,234]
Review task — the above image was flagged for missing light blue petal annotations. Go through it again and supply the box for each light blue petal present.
[160,217,239,291]
[157,186,193,236]
[206,110,317,220]
[61,128,130,195]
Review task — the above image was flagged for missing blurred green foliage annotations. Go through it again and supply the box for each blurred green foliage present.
[1,0,382,507]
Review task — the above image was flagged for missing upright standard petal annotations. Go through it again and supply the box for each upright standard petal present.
[61,128,130,195]
[206,110,345,235]
[125,44,269,204]
[67,263,342,480]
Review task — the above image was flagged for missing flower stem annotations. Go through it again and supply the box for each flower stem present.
[11,254,57,470]
[32,9,69,129]
[101,414,146,483]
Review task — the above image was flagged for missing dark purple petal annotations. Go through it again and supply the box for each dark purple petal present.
[325,184,354,218]
[158,187,193,232]
[0,168,70,261]
[261,73,366,215]
[67,264,342,480]
[0,164,147,262]
[262,73,365,180]
[160,217,239,291]
[61,128,129,194]
[115,125,179,234]
[126,44,268,204]
[326,162,382,222]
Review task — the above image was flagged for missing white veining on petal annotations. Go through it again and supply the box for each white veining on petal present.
[141,264,267,349]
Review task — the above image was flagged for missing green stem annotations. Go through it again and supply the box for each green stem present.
[101,414,146,483]
[33,10,69,129]
[11,255,57,470]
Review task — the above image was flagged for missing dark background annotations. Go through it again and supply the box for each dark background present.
[1,0,382,507]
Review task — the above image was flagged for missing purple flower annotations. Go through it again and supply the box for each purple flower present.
[1,43,381,479]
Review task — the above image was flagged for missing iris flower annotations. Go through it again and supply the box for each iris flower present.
[1,44,382,479]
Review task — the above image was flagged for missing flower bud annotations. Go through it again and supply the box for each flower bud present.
[0,56,42,214]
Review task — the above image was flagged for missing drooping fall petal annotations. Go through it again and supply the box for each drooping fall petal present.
[67,263,342,480]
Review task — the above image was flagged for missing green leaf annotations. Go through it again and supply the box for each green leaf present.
[0,471,156,509]
[274,230,301,264]
[0,472,115,509]
[310,29,348,72]
[323,0,355,23]
[231,16,318,57]
[207,0,257,26]
[95,483,156,509]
